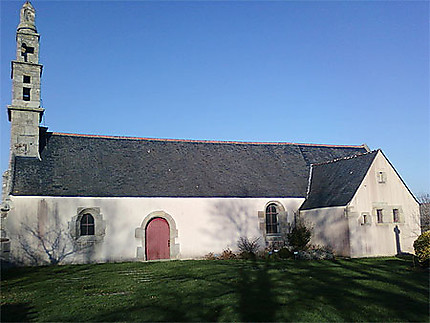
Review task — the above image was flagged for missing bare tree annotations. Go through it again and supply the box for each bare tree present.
[418,193,430,233]
[237,237,261,255]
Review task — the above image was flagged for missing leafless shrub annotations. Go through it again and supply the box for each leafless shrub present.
[204,252,217,260]
[219,248,237,260]
[237,236,261,259]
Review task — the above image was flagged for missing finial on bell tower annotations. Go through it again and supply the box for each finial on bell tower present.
[7,1,44,158]
[17,2,37,33]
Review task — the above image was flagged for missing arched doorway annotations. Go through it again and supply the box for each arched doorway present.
[135,211,179,261]
[146,217,170,260]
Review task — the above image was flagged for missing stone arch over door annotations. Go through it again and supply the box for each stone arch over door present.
[135,211,180,260]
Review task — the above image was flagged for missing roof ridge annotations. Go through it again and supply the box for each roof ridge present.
[51,132,367,148]
[311,149,379,167]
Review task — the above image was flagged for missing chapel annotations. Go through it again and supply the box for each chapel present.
[1,2,420,265]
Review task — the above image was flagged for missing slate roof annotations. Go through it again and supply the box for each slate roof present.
[300,150,379,210]
[10,132,368,198]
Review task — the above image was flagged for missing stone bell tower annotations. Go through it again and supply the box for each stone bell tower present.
[7,1,44,158]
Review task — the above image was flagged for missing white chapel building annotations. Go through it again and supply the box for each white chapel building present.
[1,2,421,265]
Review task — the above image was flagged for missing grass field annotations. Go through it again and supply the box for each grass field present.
[1,257,428,322]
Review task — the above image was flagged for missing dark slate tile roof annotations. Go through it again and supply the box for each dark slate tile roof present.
[300,150,379,210]
[11,132,368,198]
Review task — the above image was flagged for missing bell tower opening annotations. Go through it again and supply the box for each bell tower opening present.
[21,43,35,62]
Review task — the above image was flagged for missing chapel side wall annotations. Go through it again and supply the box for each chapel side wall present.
[300,206,350,256]
[347,152,420,257]
[5,196,303,264]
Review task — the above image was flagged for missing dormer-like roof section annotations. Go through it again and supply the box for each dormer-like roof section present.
[300,150,379,210]
[11,132,368,198]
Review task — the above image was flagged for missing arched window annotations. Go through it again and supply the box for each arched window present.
[80,213,95,236]
[265,203,278,234]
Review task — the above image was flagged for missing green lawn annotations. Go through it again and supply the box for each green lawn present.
[1,257,428,322]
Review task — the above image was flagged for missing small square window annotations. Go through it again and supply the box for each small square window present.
[23,75,31,83]
[362,213,370,225]
[377,209,383,223]
[23,87,30,101]
[393,209,400,223]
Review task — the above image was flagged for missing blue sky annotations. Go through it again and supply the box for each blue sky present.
[1,1,429,195]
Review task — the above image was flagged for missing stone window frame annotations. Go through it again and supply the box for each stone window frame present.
[392,209,400,223]
[265,203,281,235]
[69,207,106,245]
[391,209,405,224]
[135,211,180,261]
[80,213,95,236]
[372,206,403,225]
[258,201,288,248]
[391,207,403,224]
[361,212,371,225]
[23,87,31,101]
[376,209,384,223]
[377,171,387,183]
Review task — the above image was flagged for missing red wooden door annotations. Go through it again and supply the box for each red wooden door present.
[146,218,170,260]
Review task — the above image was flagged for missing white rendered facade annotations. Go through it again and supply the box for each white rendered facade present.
[300,151,420,257]
[5,196,303,264]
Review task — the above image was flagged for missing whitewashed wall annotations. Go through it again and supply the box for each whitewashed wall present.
[300,206,350,256]
[300,151,420,258]
[5,196,304,264]
[347,151,420,257]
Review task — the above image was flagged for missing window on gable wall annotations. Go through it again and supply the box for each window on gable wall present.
[80,213,95,236]
[393,209,400,223]
[378,171,386,183]
[377,209,383,223]
[265,203,279,234]
[362,213,370,225]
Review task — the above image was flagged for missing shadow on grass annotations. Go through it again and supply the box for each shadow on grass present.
[87,262,235,322]
[273,257,429,322]
[87,286,225,321]
[0,303,37,322]
[1,258,428,322]
[237,261,279,322]
[87,260,280,322]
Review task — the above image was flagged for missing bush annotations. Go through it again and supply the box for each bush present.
[308,245,335,260]
[287,219,312,251]
[263,249,280,260]
[278,247,293,259]
[204,252,217,260]
[413,231,430,267]
[237,237,261,260]
[219,248,236,260]
[239,251,256,260]
[294,248,335,260]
